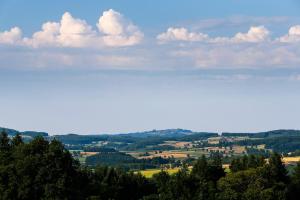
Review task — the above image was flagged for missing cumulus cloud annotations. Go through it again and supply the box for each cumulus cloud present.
[212,26,270,43]
[231,26,270,42]
[4,9,143,48]
[23,12,98,48]
[158,26,270,44]
[1,16,300,70]
[58,12,97,47]
[0,27,22,45]
[157,27,208,42]
[157,25,300,45]
[278,25,300,43]
[97,9,143,47]
[23,22,60,47]
[98,10,124,35]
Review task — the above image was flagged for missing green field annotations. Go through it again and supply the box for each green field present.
[78,156,87,164]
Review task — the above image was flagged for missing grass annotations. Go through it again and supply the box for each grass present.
[78,156,87,164]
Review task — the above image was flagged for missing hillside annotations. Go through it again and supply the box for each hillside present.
[0,127,48,137]
[222,129,300,138]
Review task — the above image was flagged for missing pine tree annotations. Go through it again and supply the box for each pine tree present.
[268,153,289,183]
[11,133,23,147]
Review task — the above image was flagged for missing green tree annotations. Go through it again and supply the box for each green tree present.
[152,170,172,200]
[267,153,289,183]
[288,161,300,200]
[11,134,23,147]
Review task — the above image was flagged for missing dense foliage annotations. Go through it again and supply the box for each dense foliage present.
[237,136,300,153]
[0,127,48,137]
[1,131,300,200]
[85,150,174,170]
[0,132,85,199]
[223,130,300,138]
[52,129,217,151]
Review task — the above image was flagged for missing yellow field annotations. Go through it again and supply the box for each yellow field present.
[138,151,188,159]
[138,168,181,178]
[139,164,231,178]
[257,144,265,150]
[161,141,193,148]
[283,156,300,164]
[207,137,222,144]
[80,152,99,156]
[232,145,246,154]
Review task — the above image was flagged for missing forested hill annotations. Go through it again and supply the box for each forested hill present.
[0,127,48,137]
[51,129,218,144]
[3,126,300,140]
[222,129,300,138]
[122,129,197,138]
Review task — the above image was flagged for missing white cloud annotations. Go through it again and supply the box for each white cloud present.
[157,27,208,43]
[0,9,145,69]
[58,12,97,47]
[170,43,300,69]
[1,15,300,70]
[0,27,22,45]
[23,22,60,47]
[278,25,300,43]
[158,26,270,44]
[212,26,270,43]
[98,9,125,35]
[231,26,270,42]
[97,9,143,47]
[10,9,143,48]
[24,12,98,48]
[0,47,146,69]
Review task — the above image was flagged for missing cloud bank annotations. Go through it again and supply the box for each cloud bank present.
[1,9,143,48]
[157,27,208,42]
[0,11,300,70]
[157,26,271,43]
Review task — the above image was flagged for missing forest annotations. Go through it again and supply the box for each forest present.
[1,131,300,200]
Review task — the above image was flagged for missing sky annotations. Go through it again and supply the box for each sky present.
[0,0,300,135]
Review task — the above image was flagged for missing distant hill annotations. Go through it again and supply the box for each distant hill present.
[53,134,109,145]
[0,127,48,137]
[2,127,300,152]
[52,129,218,145]
[123,129,194,138]
[222,129,300,138]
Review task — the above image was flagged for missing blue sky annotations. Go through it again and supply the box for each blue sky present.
[1,0,300,30]
[0,0,300,134]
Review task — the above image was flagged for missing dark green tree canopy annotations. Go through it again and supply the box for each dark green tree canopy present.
[0,130,300,200]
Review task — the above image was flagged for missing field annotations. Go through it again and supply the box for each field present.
[78,156,87,164]
[137,151,189,159]
[80,152,99,156]
[283,156,300,164]
[208,137,222,144]
[139,164,231,178]
[232,145,246,154]
[138,168,180,178]
[160,141,193,148]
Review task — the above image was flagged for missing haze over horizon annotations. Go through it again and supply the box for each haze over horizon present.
[1,0,300,134]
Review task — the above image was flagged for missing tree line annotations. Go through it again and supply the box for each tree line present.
[1,131,300,200]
